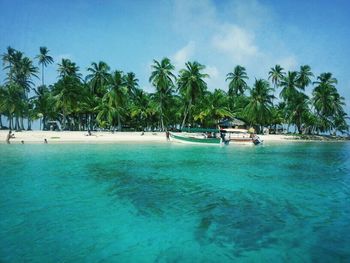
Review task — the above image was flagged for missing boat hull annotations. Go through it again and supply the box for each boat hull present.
[169,133,221,145]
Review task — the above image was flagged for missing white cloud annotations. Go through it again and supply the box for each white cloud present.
[172,0,216,37]
[205,65,225,90]
[172,41,195,70]
[212,24,259,63]
[276,56,298,72]
[227,0,274,29]
[170,0,300,89]
[205,65,218,79]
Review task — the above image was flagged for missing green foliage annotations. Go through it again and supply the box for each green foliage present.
[177,61,209,128]
[0,47,348,134]
[244,79,274,128]
[226,65,248,97]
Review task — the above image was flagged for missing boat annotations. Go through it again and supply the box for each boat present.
[169,128,226,145]
[220,128,263,145]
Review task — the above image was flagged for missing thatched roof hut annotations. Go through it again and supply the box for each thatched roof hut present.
[218,118,247,128]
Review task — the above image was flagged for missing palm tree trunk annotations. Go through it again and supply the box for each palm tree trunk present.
[42,64,45,86]
[15,116,20,131]
[117,114,121,131]
[160,109,164,131]
[9,116,13,130]
[181,101,191,129]
[159,99,164,131]
[62,111,66,131]
[42,116,46,130]
[20,117,24,130]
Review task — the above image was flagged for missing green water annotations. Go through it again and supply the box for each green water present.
[0,142,350,262]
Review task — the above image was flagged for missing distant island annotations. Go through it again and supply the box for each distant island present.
[0,46,348,136]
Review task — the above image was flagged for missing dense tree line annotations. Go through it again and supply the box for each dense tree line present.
[0,46,348,134]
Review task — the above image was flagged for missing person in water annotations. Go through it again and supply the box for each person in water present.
[44,138,48,144]
[166,131,170,141]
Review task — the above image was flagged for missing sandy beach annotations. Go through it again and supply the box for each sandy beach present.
[0,130,308,144]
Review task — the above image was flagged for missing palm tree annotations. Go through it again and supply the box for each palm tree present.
[108,70,127,131]
[57,58,81,79]
[312,73,338,118]
[269,103,285,134]
[86,61,111,97]
[178,61,209,128]
[0,84,23,130]
[286,92,310,134]
[53,75,84,130]
[36,47,54,86]
[149,58,176,130]
[226,65,248,97]
[3,50,38,130]
[33,85,55,130]
[130,88,153,130]
[15,56,39,95]
[279,71,299,101]
[193,89,232,126]
[297,65,313,90]
[312,72,347,134]
[268,64,285,90]
[125,72,139,98]
[95,95,118,129]
[244,79,274,132]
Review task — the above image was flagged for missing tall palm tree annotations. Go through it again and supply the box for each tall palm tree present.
[108,70,127,131]
[125,72,139,98]
[14,56,39,95]
[86,61,111,97]
[57,58,81,79]
[279,71,299,101]
[312,72,347,134]
[297,65,313,90]
[226,65,248,97]
[53,75,83,130]
[312,73,338,118]
[268,64,285,90]
[3,50,38,130]
[285,92,310,134]
[95,95,118,129]
[0,84,23,130]
[244,79,274,131]
[33,85,56,130]
[178,61,209,128]
[35,47,54,86]
[130,88,153,130]
[149,58,176,130]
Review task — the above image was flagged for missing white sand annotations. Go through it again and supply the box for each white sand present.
[0,131,299,144]
[0,131,166,144]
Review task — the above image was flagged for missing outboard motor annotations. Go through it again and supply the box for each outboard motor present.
[220,131,230,145]
[252,135,263,145]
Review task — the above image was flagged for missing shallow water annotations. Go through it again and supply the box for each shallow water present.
[1,142,350,262]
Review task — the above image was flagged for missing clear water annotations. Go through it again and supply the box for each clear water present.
[0,142,350,262]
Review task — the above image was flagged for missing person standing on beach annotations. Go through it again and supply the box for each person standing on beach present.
[6,130,15,144]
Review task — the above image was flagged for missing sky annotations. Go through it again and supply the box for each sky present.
[0,0,349,112]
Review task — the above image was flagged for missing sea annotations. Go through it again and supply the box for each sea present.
[0,142,349,262]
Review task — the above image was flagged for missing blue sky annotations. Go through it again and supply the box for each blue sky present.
[1,0,349,112]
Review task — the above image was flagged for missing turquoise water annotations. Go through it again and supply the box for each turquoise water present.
[0,142,350,262]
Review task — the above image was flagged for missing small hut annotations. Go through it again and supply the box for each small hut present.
[218,118,247,129]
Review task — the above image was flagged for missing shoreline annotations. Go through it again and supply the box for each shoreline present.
[0,131,349,144]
